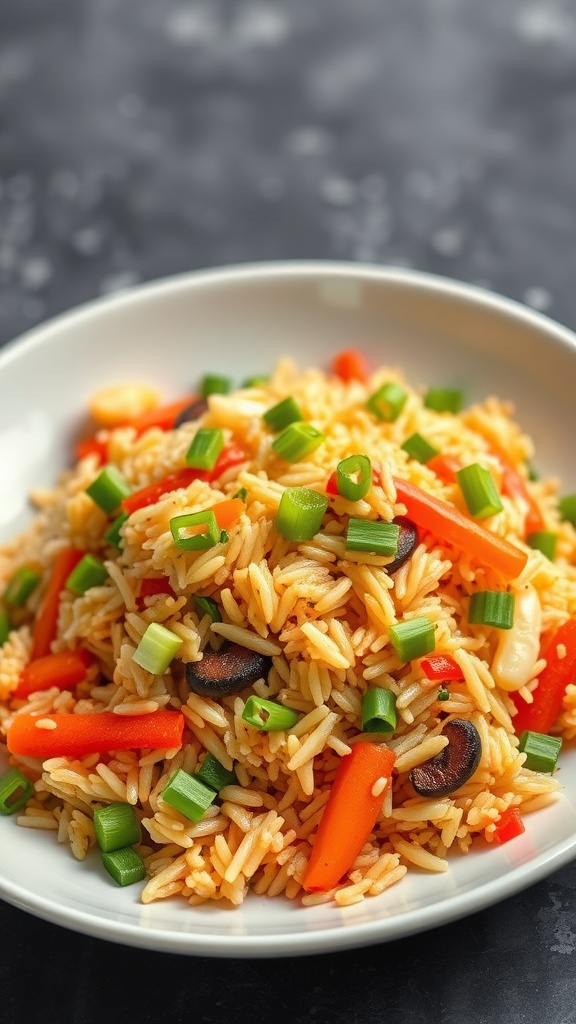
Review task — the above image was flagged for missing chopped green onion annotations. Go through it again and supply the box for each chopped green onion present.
[437,688,450,701]
[401,433,439,464]
[389,617,435,661]
[0,609,10,646]
[194,595,222,622]
[367,382,407,422]
[196,752,237,791]
[424,388,463,414]
[526,460,539,482]
[361,688,397,733]
[220,530,229,544]
[105,510,129,549]
[170,510,220,550]
[242,696,299,732]
[185,428,224,471]
[527,530,557,560]
[457,464,503,519]
[65,554,108,595]
[345,518,400,555]
[263,396,303,432]
[4,566,41,606]
[86,465,132,514]
[200,374,231,397]
[558,494,576,525]
[518,730,562,773]
[468,590,515,629]
[232,487,248,501]
[242,375,269,388]
[93,802,141,852]
[272,422,325,462]
[132,621,183,674]
[0,767,34,815]
[336,455,372,501]
[162,768,217,821]
[275,488,328,542]
[101,847,146,886]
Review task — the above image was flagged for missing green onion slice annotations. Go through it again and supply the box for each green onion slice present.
[389,617,435,662]
[468,590,515,629]
[86,465,132,514]
[170,510,220,551]
[185,428,224,471]
[367,382,407,422]
[401,432,439,464]
[336,455,372,501]
[345,518,400,555]
[518,730,562,773]
[527,530,557,561]
[0,767,34,816]
[162,768,217,822]
[4,566,41,606]
[242,375,269,388]
[93,802,141,852]
[196,753,237,792]
[0,609,10,646]
[263,396,303,432]
[132,622,183,674]
[275,488,328,542]
[105,511,129,550]
[272,422,325,463]
[242,696,299,732]
[424,388,463,414]
[101,847,146,886]
[65,554,108,595]
[558,494,576,525]
[194,595,222,622]
[361,688,397,733]
[200,374,231,397]
[457,463,504,519]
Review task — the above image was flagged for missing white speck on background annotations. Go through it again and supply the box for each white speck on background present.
[99,270,140,295]
[71,226,105,257]
[404,169,437,202]
[431,226,464,257]
[524,286,552,311]
[20,256,52,291]
[319,176,356,206]
[234,4,291,47]
[516,3,576,45]
[165,3,220,45]
[285,126,332,157]
[543,893,576,955]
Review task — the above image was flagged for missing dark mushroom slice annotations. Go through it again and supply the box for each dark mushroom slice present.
[409,719,481,797]
[185,642,271,698]
[386,516,419,574]
[173,398,209,428]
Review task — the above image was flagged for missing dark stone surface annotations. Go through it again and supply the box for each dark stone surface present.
[2,2,576,1021]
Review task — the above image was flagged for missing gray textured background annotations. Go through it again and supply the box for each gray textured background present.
[2,2,576,1023]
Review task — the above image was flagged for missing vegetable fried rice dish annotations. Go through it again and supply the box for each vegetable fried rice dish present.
[1,347,576,908]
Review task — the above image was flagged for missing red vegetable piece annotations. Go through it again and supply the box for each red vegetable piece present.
[420,654,465,682]
[31,548,86,661]
[6,710,185,758]
[332,348,370,383]
[492,806,525,845]
[122,445,246,515]
[512,619,576,736]
[14,648,93,699]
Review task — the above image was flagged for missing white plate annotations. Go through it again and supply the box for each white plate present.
[1,261,576,958]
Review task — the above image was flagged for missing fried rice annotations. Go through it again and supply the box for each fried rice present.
[1,354,575,909]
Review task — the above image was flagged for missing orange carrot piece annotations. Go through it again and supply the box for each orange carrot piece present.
[128,395,197,435]
[209,497,245,530]
[30,548,86,661]
[427,453,463,484]
[7,710,185,758]
[393,477,528,580]
[512,618,576,735]
[14,649,93,699]
[303,742,396,893]
[332,348,370,383]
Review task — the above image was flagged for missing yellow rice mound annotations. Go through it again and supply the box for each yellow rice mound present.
[1,356,576,909]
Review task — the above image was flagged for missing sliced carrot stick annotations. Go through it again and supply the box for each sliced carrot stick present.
[512,618,576,735]
[14,649,93,699]
[393,477,528,580]
[30,548,86,661]
[427,453,463,484]
[303,741,396,893]
[6,710,185,758]
[332,348,370,383]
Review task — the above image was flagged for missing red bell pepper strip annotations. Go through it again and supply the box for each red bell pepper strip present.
[302,741,396,893]
[7,709,185,758]
[75,436,109,465]
[136,577,176,608]
[420,654,465,682]
[332,348,370,383]
[512,618,576,735]
[122,445,247,515]
[427,454,463,484]
[493,452,545,537]
[492,806,525,845]
[14,649,93,699]
[30,548,86,661]
[393,477,528,580]
[127,395,198,435]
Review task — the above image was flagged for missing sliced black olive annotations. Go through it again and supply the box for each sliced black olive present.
[409,719,481,797]
[173,398,209,428]
[185,642,271,698]
[386,516,418,574]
